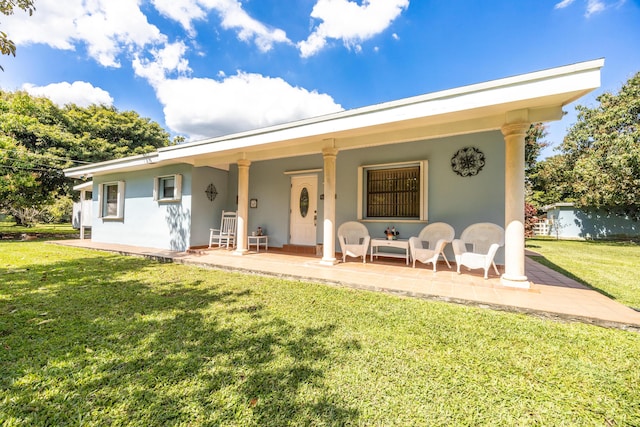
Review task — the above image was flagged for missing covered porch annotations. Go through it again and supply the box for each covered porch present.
[164,59,605,289]
[54,239,640,331]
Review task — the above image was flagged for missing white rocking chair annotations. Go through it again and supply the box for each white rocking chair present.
[452,222,504,279]
[409,222,455,272]
[337,221,370,263]
[209,210,238,249]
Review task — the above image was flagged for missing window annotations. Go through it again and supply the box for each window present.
[358,161,428,221]
[98,181,125,219]
[154,174,182,202]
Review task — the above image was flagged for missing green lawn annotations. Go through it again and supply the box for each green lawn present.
[1,241,639,426]
[527,238,640,310]
[0,221,77,237]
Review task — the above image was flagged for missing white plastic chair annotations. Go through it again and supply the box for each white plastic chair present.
[452,222,504,279]
[209,210,237,249]
[337,221,371,263]
[409,222,455,271]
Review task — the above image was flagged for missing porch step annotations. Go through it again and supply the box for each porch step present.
[281,244,318,255]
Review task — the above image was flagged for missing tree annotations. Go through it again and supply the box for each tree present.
[525,123,549,174]
[0,0,35,70]
[532,72,640,219]
[63,104,174,162]
[528,154,574,208]
[522,123,551,234]
[0,90,171,225]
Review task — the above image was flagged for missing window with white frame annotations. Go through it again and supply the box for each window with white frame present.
[98,181,125,219]
[358,161,428,221]
[154,174,182,202]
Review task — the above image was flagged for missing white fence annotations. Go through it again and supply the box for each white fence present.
[533,219,550,236]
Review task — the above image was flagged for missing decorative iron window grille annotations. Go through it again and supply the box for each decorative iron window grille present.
[366,166,420,218]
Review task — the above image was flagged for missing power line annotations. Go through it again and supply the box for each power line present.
[1,155,67,170]
[0,148,93,165]
[0,164,63,173]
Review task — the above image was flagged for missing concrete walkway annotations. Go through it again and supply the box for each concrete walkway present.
[53,240,640,332]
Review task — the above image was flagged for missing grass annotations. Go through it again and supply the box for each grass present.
[0,221,77,237]
[527,238,640,310]
[1,241,639,425]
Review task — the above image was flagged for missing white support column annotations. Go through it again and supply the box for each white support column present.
[321,147,338,265]
[501,123,530,288]
[234,158,251,255]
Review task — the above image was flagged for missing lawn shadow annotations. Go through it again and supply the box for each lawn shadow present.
[527,254,618,301]
[0,252,359,425]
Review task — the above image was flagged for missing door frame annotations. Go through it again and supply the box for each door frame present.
[289,174,318,245]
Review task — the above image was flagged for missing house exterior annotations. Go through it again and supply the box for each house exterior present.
[540,202,640,239]
[71,181,93,240]
[64,59,604,289]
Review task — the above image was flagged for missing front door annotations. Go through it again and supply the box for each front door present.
[289,175,317,245]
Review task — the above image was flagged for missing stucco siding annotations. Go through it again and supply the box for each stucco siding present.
[228,154,324,249]
[228,130,506,260]
[91,164,193,251]
[90,131,507,255]
[190,167,231,248]
[547,206,640,239]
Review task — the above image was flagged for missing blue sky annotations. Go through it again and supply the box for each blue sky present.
[2,0,639,157]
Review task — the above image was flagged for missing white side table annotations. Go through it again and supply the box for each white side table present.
[370,238,410,265]
[248,235,268,252]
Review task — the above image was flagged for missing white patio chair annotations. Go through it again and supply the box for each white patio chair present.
[409,222,455,271]
[337,221,371,263]
[452,222,504,279]
[209,210,237,249]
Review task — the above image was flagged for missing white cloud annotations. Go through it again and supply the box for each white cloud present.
[553,0,623,16]
[554,0,576,9]
[298,0,409,58]
[133,42,192,86]
[154,71,343,139]
[3,0,165,67]
[210,0,290,51]
[152,0,291,51]
[151,0,207,36]
[585,0,606,16]
[22,81,114,107]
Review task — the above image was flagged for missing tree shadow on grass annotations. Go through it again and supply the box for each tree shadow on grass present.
[527,254,618,301]
[0,253,359,425]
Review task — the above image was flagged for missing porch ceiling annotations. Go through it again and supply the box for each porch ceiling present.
[64,59,603,178]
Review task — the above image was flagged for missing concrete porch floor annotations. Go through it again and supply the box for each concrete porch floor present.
[53,240,640,332]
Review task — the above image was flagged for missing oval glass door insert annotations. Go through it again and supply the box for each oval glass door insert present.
[299,187,309,218]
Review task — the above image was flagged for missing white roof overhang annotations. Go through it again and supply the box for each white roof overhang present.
[542,202,576,211]
[64,59,604,179]
[72,181,93,191]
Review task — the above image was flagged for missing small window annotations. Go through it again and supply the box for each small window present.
[358,161,428,221]
[154,174,182,202]
[98,181,125,219]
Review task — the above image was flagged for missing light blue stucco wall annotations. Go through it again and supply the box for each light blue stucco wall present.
[227,154,323,249]
[546,206,640,239]
[190,166,231,248]
[92,130,507,257]
[224,130,506,260]
[92,164,194,250]
[92,164,234,250]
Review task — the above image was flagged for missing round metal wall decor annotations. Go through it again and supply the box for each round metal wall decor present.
[205,183,218,201]
[451,146,486,177]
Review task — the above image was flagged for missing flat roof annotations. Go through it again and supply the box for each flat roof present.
[65,59,604,179]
